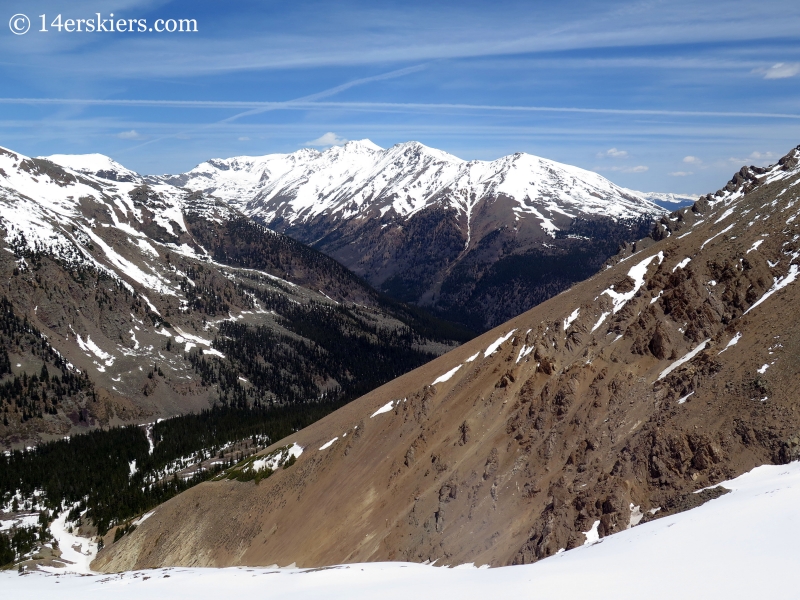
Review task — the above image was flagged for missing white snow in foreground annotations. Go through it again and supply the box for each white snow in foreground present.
[12,460,800,599]
[483,329,516,357]
[464,351,480,363]
[747,239,765,253]
[657,340,710,380]
[757,364,769,374]
[672,257,691,272]
[319,437,338,451]
[432,365,461,385]
[370,400,395,418]
[744,264,799,315]
[602,252,663,314]
[563,308,579,331]
[718,332,742,354]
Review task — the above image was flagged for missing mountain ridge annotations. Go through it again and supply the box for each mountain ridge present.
[133,141,669,330]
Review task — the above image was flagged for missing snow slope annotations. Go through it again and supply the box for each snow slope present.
[6,460,800,598]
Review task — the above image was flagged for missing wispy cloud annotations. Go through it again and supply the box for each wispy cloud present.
[8,3,800,78]
[596,165,648,173]
[117,130,141,139]
[116,65,426,154]
[683,155,702,164]
[759,63,800,79]
[305,132,347,147]
[597,147,628,158]
[728,150,779,165]
[2,98,799,121]
[670,171,693,176]
[238,136,250,141]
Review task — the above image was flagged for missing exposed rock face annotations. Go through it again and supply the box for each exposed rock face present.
[94,145,800,572]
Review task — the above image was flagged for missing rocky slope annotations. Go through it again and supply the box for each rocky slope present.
[96,144,800,571]
[0,146,466,447]
[161,141,665,330]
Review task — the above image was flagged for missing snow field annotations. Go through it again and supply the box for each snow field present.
[8,461,800,599]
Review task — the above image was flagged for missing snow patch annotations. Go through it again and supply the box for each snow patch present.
[744,264,799,315]
[591,311,610,333]
[371,400,395,418]
[718,332,741,354]
[602,252,664,314]
[672,257,691,272]
[319,438,339,451]
[563,308,580,331]
[583,520,601,546]
[483,329,517,357]
[657,340,711,380]
[432,365,462,385]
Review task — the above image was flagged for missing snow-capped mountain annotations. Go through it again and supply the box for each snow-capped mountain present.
[161,141,667,330]
[0,145,463,447]
[166,140,659,236]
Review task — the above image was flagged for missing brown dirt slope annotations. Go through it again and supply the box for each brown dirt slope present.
[96,146,800,571]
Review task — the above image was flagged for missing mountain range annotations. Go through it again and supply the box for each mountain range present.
[157,141,668,330]
[0,145,467,447]
[95,143,800,570]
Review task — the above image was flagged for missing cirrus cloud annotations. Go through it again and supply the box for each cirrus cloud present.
[117,129,141,139]
[596,165,648,173]
[760,63,800,80]
[597,147,628,158]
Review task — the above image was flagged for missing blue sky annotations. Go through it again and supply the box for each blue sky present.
[1,0,799,194]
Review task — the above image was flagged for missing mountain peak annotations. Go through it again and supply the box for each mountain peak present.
[44,153,140,182]
[342,139,383,152]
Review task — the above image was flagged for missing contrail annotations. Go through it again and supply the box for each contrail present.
[116,65,427,152]
[1,96,798,120]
